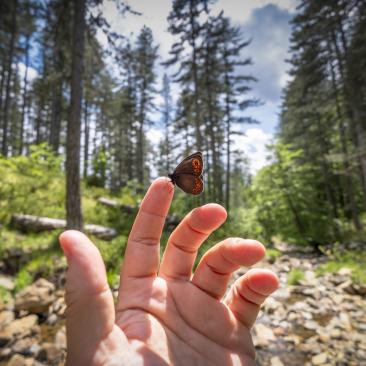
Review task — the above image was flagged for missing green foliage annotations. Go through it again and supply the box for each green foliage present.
[246,143,337,245]
[316,251,366,285]
[0,144,64,223]
[288,268,305,285]
[0,286,12,303]
[266,248,281,261]
[15,268,33,291]
[96,235,127,274]
[107,270,120,289]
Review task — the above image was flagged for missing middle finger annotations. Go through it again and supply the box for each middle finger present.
[159,203,227,281]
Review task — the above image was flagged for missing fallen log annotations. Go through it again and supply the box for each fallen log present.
[10,214,117,240]
[97,197,137,214]
[97,197,180,228]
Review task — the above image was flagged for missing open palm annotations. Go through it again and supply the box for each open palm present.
[60,178,278,365]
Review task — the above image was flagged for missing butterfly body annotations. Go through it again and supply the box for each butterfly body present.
[169,152,204,195]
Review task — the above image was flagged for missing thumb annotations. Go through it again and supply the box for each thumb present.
[59,231,115,359]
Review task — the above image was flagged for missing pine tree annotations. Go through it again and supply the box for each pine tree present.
[65,0,86,230]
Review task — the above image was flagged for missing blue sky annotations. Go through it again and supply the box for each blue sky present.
[98,0,297,172]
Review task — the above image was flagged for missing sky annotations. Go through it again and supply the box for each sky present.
[21,0,297,174]
[97,0,297,173]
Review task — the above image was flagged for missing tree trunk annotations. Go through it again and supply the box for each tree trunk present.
[328,53,361,230]
[49,82,62,153]
[19,34,30,155]
[224,59,231,211]
[83,99,89,178]
[2,0,17,157]
[189,0,202,151]
[65,0,86,230]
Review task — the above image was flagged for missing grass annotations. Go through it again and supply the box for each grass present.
[316,250,366,285]
[266,248,281,262]
[288,268,305,285]
[0,286,12,303]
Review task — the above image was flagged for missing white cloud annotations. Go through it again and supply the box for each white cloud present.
[146,126,272,175]
[233,127,273,173]
[213,0,298,24]
[146,126,164,144]
[18,63,38,86]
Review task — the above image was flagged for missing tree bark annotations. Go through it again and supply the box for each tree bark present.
[66,0,86,230]
[11,214,117,240]
[189,0,202,151]
[2,0,17,157]
[19,34,30,155]
[83,99,89,178]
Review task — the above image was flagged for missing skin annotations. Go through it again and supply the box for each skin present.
[59,177,279,366]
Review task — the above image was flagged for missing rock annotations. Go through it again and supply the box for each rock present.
[303,320,318,330]
[329,328,342,339]
[15,278,55,314]
[303,270,317,285]
[12,337,40,355]
[0,346,11,358]
[49,296,66,316]
[351,283,366,296]
[0,315,38,345]
[337,312,352,331]
[0,275,15,290]
[270,356,284,366]
[46,313,58,326]
[0,310,14,328]
[54,326,66,349]
[263,297,282,315]
[316,329,330,343]
[311,352,328,365]
[6,354,34,366]
[253,323,276,347]
[3,247,29,274]
[36,342,65,365]
[335,279,353,292]
[337,267,352,276]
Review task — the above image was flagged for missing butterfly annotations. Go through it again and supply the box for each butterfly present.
[168,152,204,195]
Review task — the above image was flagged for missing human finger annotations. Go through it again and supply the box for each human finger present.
[120,177,174,283]
[224,268,279,328]
[192,239,265,299]
[59,230,117,364]
[159,204,227,280]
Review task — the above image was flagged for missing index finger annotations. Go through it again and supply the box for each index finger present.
[119,177,174,285]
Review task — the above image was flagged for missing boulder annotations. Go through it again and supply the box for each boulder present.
[0,310,14,328]
[0,315,38,346]
[15,279,55,314]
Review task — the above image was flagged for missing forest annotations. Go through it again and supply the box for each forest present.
[0,0,366,365]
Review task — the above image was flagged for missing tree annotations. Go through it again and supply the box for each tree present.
[133,26,158,185]
[65,0,86,230]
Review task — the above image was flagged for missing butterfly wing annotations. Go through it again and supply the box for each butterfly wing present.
[173,152,203,176]
[174,174,204,195]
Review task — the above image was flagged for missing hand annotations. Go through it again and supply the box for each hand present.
[59,177,278,366]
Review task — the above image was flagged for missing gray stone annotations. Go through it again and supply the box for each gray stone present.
[15,278,55,314]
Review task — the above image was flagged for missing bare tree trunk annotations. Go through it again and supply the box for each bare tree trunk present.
[83,99,89,178]
[224,61,231,211]
[19,34,30,155]
[49,82,62,152]
[2,0,17,157]
[65,0,86,230]
[189,0,202,152]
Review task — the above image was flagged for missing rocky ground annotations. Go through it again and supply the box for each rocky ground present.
[0,247,365,366]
